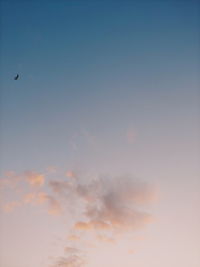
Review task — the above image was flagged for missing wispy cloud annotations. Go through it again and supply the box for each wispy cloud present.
[52,255,85,267]
[2,201,21,213]
[0,168,157,266]
[65,170,77,179]
[52,247,85,267]
[73,175,154,232]
[126,129,136,144]
[25,171,45,187]
[46,166,58,174]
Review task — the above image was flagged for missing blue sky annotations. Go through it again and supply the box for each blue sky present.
[0,1,200,267]
[1,0,199,171]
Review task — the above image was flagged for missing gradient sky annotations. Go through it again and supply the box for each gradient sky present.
[0,1,200,267]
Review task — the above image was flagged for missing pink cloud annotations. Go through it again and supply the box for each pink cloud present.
[2,201,21,213]
[126,129,137,144]
[1,168,157,266]
[24,171,45,187]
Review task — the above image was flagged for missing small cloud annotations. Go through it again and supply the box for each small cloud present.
[25,171,45,187]
[74,220,110,231]
[46,195,62,215]
[46,166,57,174]
[23,193,37,204]
[2,201,21,213]
[35,193,62,215]
[23,192,47,205]
[128,249,135,254]
[74,222,92,231]
[97,235,115,244]
[52,255,85,267]
[66,171,76,179]
[68,234,80,241]
[49,180,69,194]
[0,178,10,189]
[23,192,61,215]
[126,129,137,144]
[81,128,97,147]
[0,171,21,189]
[4,171,16,178]
[69,133,79,151]
[64,247,80,255]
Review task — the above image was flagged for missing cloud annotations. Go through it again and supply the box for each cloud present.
[24,171,45,187]
[64,247,80,254]
[46,195,62,215]
[0,171,22,190]
[1,168,156,266]
[52,247,85,267]
[74,220,111,231]
[0,170,45,191]
[66,175,155,233]
[67,235,80,241]
[47,173,155,233]
[46,166,57,174]
[1,170,156,230]
[23,192,38,204]
[4,171,16,177]
[2,201,21,212]
[46,172,156,266]
[126,129,136,144]
[52,255,85,267]
[128,249,135,254]
[23,192,62,215]
[49,181,68,194]
[66,171,76,179]
[96,234,115,244]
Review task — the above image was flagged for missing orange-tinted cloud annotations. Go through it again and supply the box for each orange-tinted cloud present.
[74,220,110,231]
[68,234,80,241]
[97,235,115,244]
[25,171,45,187]
[0,171,22,190]
[1,168,156,266]
[64,247,80,254]
[48,174,156,233]
[66,170,76,179]
[32,192,62,215]
[23,192,37,204]
[52,247,85,267]
[71,176,155,233]
[2,201,21,212]
[126,129,137,144]
[52,256,85,267]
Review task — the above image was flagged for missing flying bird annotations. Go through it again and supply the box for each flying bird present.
[14,74,19,80]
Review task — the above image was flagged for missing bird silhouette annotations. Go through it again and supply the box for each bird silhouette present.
[14,74,19,80]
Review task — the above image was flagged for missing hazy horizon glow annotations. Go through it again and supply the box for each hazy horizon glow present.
[0,1,200,267]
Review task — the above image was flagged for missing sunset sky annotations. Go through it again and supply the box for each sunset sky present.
[0,1,200,267]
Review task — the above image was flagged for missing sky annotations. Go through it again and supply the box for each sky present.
[0,0,200,267]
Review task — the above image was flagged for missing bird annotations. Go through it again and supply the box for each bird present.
[14,74,19,80]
